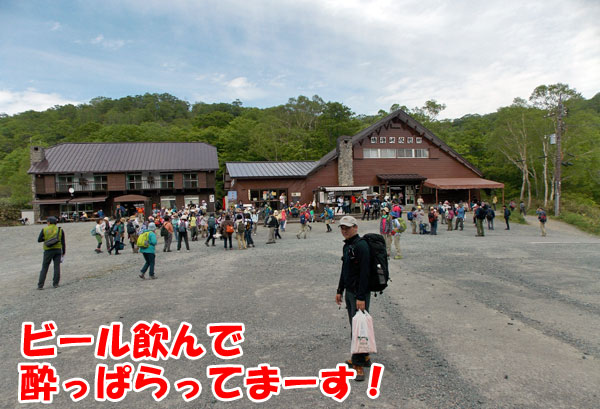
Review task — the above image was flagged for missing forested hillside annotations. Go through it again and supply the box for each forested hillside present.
[1,84,599,218]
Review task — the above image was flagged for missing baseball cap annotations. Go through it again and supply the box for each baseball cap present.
[47,216,58,224]
[338,215,358,227]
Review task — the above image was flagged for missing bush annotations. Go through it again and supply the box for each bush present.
[558,194,600,236]
[0,198,22,226]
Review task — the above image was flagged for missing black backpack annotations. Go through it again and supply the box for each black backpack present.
[359,233,390,295]
[127,221,136,235]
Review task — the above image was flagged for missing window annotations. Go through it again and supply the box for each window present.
[161,196,177,209]
[415,148,429,158]
[127,173,142,190]
[380,149,396,158]
[363,148,379,158]
[94,174,107,190]
[397,149,414,158]
[370,136,377,144]
[160,173,174,189]
[183,173,198,188]
[416,137,422,144]
[56,175,74,192]
[398,137,405,144]
[407,137,414,143]
[250,189,261,202]
[379,137,386,143]
[184,195,199,206]
[389,137,396,144]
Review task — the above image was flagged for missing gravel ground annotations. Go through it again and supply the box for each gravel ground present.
[0,215,599,408]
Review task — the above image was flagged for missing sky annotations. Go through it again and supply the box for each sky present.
[0,0,599,119]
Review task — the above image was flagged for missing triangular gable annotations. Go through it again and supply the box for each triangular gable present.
[310,109,483,177]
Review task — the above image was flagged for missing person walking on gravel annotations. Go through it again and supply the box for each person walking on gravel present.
[536,207,547,237]
[139,222,158,279]
[94,218,103,253]
[296,208,310,239]
[162,216,174,252]
[503,205,511,230]
[265,211,278,244]
[335,215,372,382]
[37,216,65,289]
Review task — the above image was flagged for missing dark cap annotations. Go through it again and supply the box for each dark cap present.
[47,216,58,224]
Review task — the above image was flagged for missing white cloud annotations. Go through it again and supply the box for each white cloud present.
[224,77,266,100]
[90,34,127,50]
[0,89,81,116]
[50,22,62,31]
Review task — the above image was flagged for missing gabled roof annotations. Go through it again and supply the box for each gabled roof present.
[310,109,483,177]
[226,161,318,179]
[28,142,218,174]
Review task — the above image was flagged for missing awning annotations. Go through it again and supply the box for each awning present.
[321,186,370,192]
[424,178,504,190]
[31,198,67,205]
[72,196,107,204]
[377,174,427,182]
[114,194,149,202]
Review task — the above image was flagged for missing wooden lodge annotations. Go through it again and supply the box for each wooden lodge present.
[224,109,503,210]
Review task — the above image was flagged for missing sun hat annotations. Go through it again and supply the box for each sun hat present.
[339,215,358,227]
[147,223,156,231]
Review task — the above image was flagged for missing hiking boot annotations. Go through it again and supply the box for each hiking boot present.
[37,287,43,290]
[139,273,145,280]
[150,275,156,279]
[353,365,365,381]
[53,284,59,288]
[205,242,209,247]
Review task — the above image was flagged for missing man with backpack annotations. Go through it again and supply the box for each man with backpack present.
[361,199,370,221]
[407,207,417,234]
[138,222,158,280]
[265,211,278,244]
[177,215,190,251]
[391,212,406,259]
[486,207,495,230]
[380,208,393,257]
[335,215,376,382]
[162,215,174,252]
[234,213,247,250]
[475,203,487,237]
[126,216,139,253]
[536,207,547,237]
[37,216,66,289]
[244,211,255,248]
[296,208,310,239]
[205,213,217,247]
[428,207,438,235]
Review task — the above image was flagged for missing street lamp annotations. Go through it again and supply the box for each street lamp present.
[67,187,78,221]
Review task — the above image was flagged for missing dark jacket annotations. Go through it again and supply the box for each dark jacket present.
[267,215,279,228]
[337,234,370,301]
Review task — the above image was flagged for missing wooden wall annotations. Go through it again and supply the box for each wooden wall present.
[107,173,126,191]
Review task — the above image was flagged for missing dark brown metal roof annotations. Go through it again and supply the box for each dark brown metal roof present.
[311,109,483,177]
[226,161,318,178]
[28,142,218,174]
[377,174,427,182]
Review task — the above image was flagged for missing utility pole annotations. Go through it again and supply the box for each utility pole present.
[554,95,563,217]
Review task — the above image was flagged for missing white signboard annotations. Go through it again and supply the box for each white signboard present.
[209,194,215,203]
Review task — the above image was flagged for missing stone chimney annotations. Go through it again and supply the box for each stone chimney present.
[30,146,45,163]
[337,136,354,186]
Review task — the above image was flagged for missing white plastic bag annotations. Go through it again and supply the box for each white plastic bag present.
[351,310,377,354]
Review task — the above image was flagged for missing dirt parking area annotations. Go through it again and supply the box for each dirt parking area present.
[1,215,598,408]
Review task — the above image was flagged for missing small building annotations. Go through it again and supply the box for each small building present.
[28,142,219,221]
[224,109,503,210]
